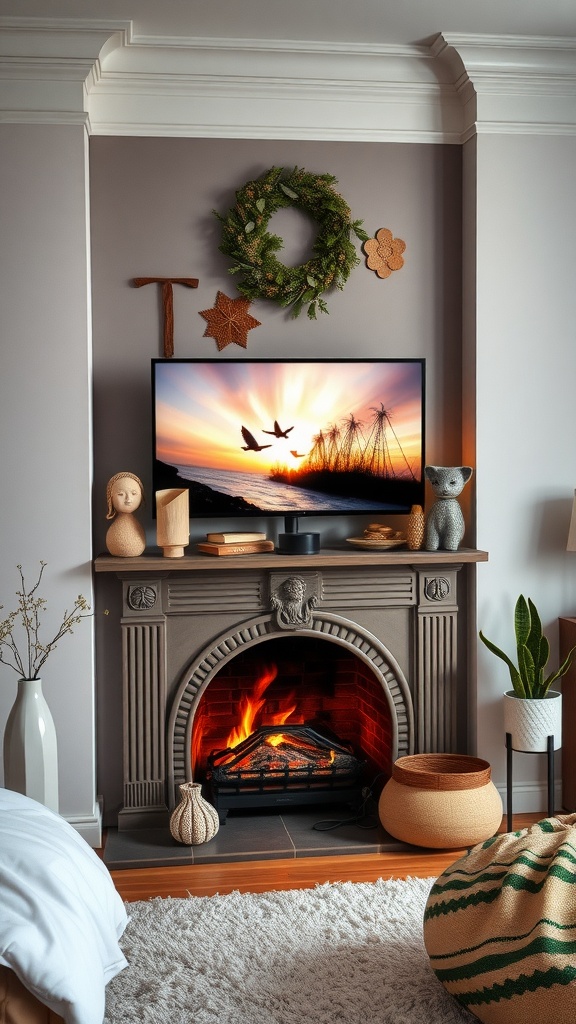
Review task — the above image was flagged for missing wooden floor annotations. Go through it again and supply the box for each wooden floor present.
[107,812,541,902]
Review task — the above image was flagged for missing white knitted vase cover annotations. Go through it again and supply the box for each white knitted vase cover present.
[169,782,220,845]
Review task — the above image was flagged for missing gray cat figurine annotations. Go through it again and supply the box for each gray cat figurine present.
[424,466,473,551]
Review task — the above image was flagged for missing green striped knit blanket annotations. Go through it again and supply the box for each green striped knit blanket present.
[423,813,576,1024]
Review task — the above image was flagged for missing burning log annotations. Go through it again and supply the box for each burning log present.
[207,725,365,793]
[223,736,356,775]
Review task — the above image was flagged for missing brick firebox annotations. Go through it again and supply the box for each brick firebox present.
[191,636,395,785]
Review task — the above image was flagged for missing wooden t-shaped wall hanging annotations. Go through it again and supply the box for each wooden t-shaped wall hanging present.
[133,277,199,357]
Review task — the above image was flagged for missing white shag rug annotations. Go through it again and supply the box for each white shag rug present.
[104,876,474,1024]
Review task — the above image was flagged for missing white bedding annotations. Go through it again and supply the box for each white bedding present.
[0,789,128,1024]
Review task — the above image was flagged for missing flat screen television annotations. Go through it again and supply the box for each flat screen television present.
[152,357,425,547]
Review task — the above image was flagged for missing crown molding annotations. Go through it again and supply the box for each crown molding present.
[0,17,460,142]
[1,19,576,140]
[437,32,576,70]
[0,16,127,121]
[434,32,576,136]
[0,15,130,54]
[125,33,428,58]
[0,108,91,129]
[87,73,461,142]
[88,29,458,141]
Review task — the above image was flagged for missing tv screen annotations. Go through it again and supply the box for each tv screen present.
[152,357,425,521]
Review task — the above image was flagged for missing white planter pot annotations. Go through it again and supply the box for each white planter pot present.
[503,689,562,753]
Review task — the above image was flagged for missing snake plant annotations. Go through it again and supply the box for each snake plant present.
[479,594,576,699]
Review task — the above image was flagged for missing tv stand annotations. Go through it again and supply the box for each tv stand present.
[276,515,320,555]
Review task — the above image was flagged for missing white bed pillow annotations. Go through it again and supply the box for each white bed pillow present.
[0,788,128,1024]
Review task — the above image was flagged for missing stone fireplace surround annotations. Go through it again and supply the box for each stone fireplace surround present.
[96,547,487,858]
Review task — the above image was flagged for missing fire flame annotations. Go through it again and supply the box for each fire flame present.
[265,733,336,761]
[226,665,297,749]
[266,708,299,748]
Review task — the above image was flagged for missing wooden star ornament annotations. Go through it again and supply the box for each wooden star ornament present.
[199,291,261,350]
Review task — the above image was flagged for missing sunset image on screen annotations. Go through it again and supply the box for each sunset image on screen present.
[153,359,424,515]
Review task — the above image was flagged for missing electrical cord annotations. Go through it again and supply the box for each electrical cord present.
[312,772,388,832]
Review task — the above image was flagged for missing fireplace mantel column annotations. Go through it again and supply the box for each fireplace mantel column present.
[119,578,169,829]
[414,564,462,753]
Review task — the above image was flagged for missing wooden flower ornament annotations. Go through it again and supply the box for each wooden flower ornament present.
[362,228,406,279]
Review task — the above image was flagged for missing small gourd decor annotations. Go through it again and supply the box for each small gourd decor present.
[406,504,425,550]
[169,782,220,845]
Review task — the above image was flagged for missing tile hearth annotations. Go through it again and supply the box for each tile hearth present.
[103,803,408,870]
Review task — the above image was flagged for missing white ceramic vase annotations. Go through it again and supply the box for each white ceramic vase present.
[503,689,562,752]
[3,677,59,812]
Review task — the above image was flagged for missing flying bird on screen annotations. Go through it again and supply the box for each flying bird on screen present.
[241,426,272,452]
[290,450,306,458]
[262,420,294,438]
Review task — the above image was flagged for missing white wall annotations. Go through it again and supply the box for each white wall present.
[474,133,576,806]
[0,124,100,842]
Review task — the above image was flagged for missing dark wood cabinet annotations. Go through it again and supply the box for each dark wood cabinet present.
[559,617,576,810]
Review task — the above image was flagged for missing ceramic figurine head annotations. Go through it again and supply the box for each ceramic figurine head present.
[425,466,473,498]
[106,472,144,519]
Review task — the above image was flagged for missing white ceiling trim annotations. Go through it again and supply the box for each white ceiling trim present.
[89,29,457,140]
[435,33,576,136]
[0,16,128,61]
[474,120,576,136]
[125,33,431,59]
[1,18,576,140]
[87,69,462,142]
[89,121,462,144]
[0,108,91,129]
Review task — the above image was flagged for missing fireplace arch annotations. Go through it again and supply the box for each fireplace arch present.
[167,610,414,806]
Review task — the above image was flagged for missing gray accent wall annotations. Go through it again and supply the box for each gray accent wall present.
[89,138,463,822]
[90,136,463,547]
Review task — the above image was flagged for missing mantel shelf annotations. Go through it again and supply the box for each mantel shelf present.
[94,546,488,573]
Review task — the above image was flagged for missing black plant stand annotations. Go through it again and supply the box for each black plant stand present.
[506,732,555,833]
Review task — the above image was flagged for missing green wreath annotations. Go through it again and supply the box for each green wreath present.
[215,166,368,320]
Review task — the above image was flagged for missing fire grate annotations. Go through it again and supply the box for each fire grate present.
[206,725,366,821]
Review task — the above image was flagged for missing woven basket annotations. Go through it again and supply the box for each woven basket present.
[378,753,503,849]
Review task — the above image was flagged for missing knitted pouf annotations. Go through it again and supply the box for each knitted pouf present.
[423,813,576,1024]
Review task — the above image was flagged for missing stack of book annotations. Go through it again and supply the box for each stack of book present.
[197,531,275,557]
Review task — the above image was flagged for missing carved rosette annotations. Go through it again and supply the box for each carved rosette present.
[128,584,157,611]
[425,577,451,602]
